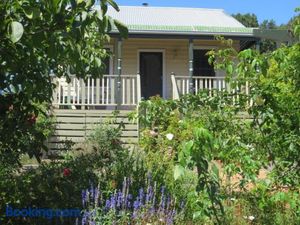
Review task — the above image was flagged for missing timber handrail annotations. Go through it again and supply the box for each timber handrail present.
[52,74,141,108]
[172,75,252,105]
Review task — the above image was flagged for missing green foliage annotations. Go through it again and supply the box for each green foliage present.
[0,102,55,168]
[232,13,288,52]
[0,0,128,165]
[86,123,141,188]
[234,181,300,225]
[232,13,259,27]
[0,158,99,225]
[137,96,178,130]
[137,57,300,223]
[0,123,143,225]
[211,41,300,186]
[259,20,278,52]
[293,7,300,39]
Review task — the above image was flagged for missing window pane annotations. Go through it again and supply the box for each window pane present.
[193,50,215,77]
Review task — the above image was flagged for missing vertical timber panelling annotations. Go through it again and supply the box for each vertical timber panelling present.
[48,110,138,152]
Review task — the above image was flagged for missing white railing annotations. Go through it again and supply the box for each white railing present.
[171,75,251,102]
[52,75,141,108]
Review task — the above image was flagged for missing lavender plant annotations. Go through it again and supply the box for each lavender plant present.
[79,176,184,225]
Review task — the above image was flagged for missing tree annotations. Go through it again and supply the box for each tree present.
[259,19,277,52]
[232,13,259,27]
[0,0,128,167]
[211,16,300,185]
[233,13,280,52]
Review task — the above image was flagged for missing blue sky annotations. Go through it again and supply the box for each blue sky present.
[115,0,299,25]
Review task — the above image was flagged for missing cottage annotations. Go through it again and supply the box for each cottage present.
[49,5,291,150]
[52,5,291,109]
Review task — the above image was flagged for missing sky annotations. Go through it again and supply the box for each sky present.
[115,0,299,25]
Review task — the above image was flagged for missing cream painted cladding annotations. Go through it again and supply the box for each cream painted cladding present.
[110,38,240,99]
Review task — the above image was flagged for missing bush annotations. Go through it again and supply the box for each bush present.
[0,123,137,225]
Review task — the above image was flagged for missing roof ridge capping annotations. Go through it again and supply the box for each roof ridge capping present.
[116,5,225,11]
[126,24,254,33]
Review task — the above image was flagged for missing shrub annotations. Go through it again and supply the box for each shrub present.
[0,122,136,225]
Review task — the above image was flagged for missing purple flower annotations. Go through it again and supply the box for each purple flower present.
[133,198,140,210]
[81,211,89,225]
[146,185,154,204]
[110,195,116,209]
[166,195,171,210]
[89,185,95,200]
[161,186,166,195]
[117,190,123,208]
[138,188,144,206]
[82,190,88,207]
[166,210,175,225]
[126,194,133,209]
[105,199,111,211]
[80,177,180,225]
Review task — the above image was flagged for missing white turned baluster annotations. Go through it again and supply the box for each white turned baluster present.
[122,77,125,105]
[106,77,109,105]
[91,78,94,105]
[194,78,197,94]
[87,78,90,105]
[132,77,136,105]
[101,77,105,104]
[96,78,100,105]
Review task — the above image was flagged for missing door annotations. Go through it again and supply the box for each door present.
[139,52,163,99]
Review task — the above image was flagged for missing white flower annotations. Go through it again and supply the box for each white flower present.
[166,133,174,140]
[248,216,255,221]
[230,198,236,201]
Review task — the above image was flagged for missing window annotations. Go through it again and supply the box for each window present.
[193,49,215,77]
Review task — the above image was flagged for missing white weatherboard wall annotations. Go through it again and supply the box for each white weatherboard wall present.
[113,38,240,98]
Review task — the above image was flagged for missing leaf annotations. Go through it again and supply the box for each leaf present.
[183,140,194,155]
[52,0,63,13]
[81,11,88,21]
[114,19,128,38]
[106,16,114,32]
[107,0,120,11]
[193,211,203,219]
[211,163,220,180]
[86,0,95,8]
[23,7,40,19]
[227,64,234,75]
[174,165,185,180]
[9,21,24,43]
[94,57,102,67]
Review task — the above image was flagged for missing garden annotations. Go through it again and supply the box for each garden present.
[1,1,300,225]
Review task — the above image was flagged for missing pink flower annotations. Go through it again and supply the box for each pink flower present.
[63,168,71,177]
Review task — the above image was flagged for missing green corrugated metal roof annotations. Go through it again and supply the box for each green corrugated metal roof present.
[125,24,254,34]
